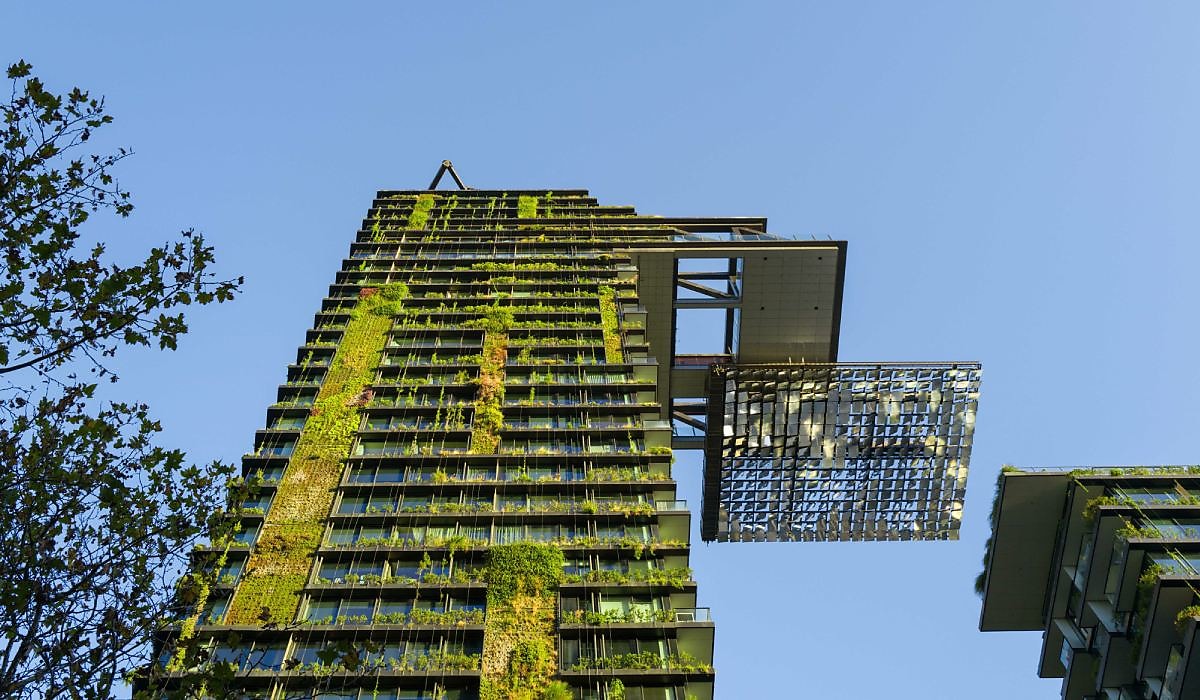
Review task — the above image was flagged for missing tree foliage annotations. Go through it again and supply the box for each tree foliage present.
[0,60,244,699]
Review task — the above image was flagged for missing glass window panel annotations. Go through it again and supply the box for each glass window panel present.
[608,639,636,656]
[561,638,581,667]
[461,525,488,543]
[376,466,403,482]
[529,526,557,542]
[328,528,356,546]
[499,496,526,511]
[359,526,389,541]
[412,597,444,613]
[394,527,424,545]
[401,496,429,511]
[209,645,247,668]
[495,526,522,544]
[367,496,397,513]
[337,600,374,622]
[465,466,495,480]
[318,561,349,580]
[245,643,285,671]
[232,525,259,545]
[199,595,229,624]
[427,526,455,542]
[448,596,484,612]
[388,560,421,579]
[257,465,286,482]
[347,466,376,484]
[306,600,338,623]
[351,561,384,576]
[219,559,245,579]
[599,599,627,615]
[378,599,413,616]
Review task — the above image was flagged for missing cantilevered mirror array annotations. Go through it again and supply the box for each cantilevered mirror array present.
[701,362,980,542]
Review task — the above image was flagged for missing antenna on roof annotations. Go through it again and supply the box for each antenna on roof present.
[428,160,470,191]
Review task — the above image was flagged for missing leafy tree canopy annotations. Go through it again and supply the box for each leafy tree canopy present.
[0,60,245,699]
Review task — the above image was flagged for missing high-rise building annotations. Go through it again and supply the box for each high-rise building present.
[978,466,1200,700]
[155,164,980,700]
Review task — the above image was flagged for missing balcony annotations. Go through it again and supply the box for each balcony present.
[978,471,1075,631]
[1161,617,1200,700]
[1137,576,1200,686]
[655,501,691,543]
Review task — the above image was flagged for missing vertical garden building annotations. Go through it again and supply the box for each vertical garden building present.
[167,173,980,700]
[182,188,720,700]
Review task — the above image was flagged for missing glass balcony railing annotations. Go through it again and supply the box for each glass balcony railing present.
[672,608,712,623]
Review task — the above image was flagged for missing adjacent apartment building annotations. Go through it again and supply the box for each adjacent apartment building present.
[155,166,980,700]
[979,467,1200,700]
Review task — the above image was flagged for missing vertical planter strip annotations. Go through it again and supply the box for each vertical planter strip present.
[225,284,406,624]
[480,543,565,700]
[598,285,622,363]
[468,307,513,454]
[407,193,437,230]
[517,195,539,219]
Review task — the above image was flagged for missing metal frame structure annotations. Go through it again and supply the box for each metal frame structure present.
[702,362,981,542]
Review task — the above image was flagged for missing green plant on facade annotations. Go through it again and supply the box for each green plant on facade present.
[585,466,670,482]
[225,283,406,624]
[470,261,560,272]
[598,285,623,363]
[976,467,1020,595]
[517,195,539,219]
[434,194,459,231]
[561,607,676,625]
[572,650,712,673]
[1083,493,1200,522]
[1176,604,1200,633]
[1115,519,1163,541]
[407,194,437,230]
[1126,562,1173,659]
[606,679,625,700]
[469,305,514,454]
[563,566,693,588]
[166,546,226,671]
[479,543,565,700]
[166,190,716,696]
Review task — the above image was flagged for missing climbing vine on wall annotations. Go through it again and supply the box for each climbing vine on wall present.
[480,543,565,700]
[517,195,539,219]
[166,542,230,671]
[407,194,437,230]
[468,306,514,454]
[598,286,622,363]
[225,283,406,624]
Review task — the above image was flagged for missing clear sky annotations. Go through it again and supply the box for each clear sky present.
[10,2,1200,697]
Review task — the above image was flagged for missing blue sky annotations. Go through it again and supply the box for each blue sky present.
[10,2,1200,697]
